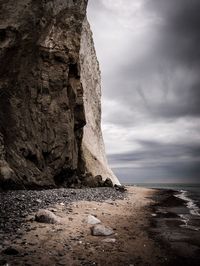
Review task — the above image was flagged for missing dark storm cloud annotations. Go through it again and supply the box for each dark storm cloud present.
[87,1,200,183]
[145,0,200,118]
[103,75,200,126]
[146,0,200,119]
[108,140,200,166]
[112,164,200,184]
[146,0,200,66]
[98,0,200,123]
[108,140,200,183]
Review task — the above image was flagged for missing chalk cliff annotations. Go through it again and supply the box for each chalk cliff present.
[0,0,119,188]
[80,19,120,185]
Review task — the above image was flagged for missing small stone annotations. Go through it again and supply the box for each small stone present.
[91,224,114,236]
[36,199,42,204]
[35,209,61,224]
[87,215,101,225]
[102,238,116,243]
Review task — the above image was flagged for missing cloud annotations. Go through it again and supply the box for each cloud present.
[109,140,200,183]
[87,0,200,183]
[146,0,200,66]
[108,140,200,167]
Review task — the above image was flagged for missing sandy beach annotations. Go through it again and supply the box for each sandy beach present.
[0,186,200,266]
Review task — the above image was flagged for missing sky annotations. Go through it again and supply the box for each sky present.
[87,0,200,184]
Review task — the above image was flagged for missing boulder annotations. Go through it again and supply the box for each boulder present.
[35,210,61,224]
[103,178,114,188]
[82,173,104,187]
[87,215,101,225]
[114,185,127,192]
[91,224,114,236]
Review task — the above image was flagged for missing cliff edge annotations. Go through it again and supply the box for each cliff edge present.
[80,19,120,185]
[0,0,120,188]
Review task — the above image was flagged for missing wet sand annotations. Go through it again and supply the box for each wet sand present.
[150,189,200,266]
[0,186,200,265]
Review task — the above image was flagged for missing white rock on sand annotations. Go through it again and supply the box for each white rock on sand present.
[35,209,61,224]
[102,238,116,243]
[87,215,101,225]
[91,224,114,236]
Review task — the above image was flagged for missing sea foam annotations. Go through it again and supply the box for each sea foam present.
[175,190,200,216]
[175,190,200,231]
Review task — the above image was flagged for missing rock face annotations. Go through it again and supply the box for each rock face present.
[0,0,119,189]
[80,19,120,185]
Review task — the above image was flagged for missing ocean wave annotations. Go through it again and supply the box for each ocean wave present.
[175,190,200,231]
[175,190,200,216]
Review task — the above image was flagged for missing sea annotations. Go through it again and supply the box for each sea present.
[121,182,200,263]
[129,183,200,216]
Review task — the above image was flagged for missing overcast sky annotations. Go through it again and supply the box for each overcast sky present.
[87,0,200,184]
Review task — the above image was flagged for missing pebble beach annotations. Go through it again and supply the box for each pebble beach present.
[0,187,200,266]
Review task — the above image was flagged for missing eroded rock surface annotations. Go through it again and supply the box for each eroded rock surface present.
[0,0,119,188]
[80,19,120,185]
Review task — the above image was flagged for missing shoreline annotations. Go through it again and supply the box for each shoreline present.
[0,186,200,265]
[149,188,200,266]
